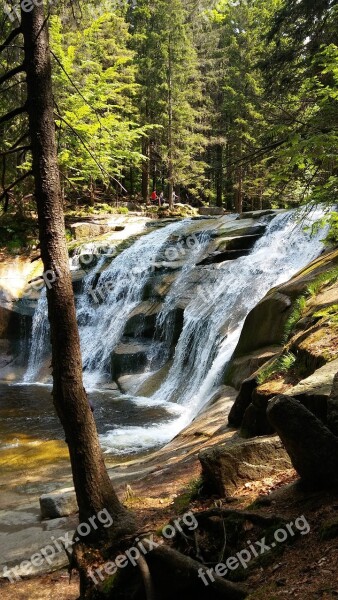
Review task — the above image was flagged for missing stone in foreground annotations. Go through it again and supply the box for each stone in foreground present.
[267,394,338,487]
[40,490,78,519]
[199,436,291,496]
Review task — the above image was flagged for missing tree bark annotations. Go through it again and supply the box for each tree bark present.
[142,137,150,203]
[215,144,223,208]
[168,33,174,208]
[21,3,134,540]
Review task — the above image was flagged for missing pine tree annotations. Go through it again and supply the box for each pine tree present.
[50,7,145,202]
[129,0,208,205]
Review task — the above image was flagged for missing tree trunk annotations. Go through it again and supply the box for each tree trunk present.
[21,3,134,541]
[129,166,134,198]
[215,144,223,208]
[142,138,150,204]
[235,165,243,214]
[168,33,174,208]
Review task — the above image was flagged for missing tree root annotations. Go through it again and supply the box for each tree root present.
[146,545,248,600]
[193,508,288,528]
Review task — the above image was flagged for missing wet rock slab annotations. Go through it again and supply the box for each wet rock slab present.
[0,506,78,578]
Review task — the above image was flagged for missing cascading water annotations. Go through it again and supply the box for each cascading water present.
[100,209,326,453]
[24,209,326,454]
[78,220,196,388]
[23,291,48,383]
[24,220,193,385]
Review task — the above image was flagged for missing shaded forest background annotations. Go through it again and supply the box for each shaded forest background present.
[0,0,337,225]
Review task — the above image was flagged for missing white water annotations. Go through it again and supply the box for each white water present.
[24,220,191,385]
[23,291,48,382]
[100,209,326,453]
[24,210,326,454]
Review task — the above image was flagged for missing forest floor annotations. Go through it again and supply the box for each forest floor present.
[1,391,338,599]
[2,467,338,599]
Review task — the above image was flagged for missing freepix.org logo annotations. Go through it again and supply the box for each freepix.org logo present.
[4,0,56,22]
[3,0,137,23]
[3,0,218,23]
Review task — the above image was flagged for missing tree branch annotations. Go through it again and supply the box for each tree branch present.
[54,110,128,193]
[0,64,25,87]
[227,138,289,170]
[0,27,22,53]
[0,144,31,157]
[0,169,32,204]
[50,50,114,139]
[11,131,30,148]
[59,169,80,195]
[0,104,26,127]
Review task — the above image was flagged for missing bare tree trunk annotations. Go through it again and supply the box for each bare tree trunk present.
[21,3,134,541]
[235,163,243,214]
[215,144,223,208]
[142,138,150,204]
[168,33,174,209]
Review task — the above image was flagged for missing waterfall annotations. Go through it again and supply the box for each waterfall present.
[24,220,191,385]
[23,291,48,383]
[100,209,326,453]
[24,209,326,454]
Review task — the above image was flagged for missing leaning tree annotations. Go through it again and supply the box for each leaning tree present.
[0,4,250,599]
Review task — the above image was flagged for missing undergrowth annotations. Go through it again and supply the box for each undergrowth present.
[283,266,338,342]
[257,352,296,385]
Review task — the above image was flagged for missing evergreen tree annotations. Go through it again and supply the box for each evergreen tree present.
[129,0,207,204]
[50,8,145,202]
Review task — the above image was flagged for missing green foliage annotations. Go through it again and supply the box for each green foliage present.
[0,0,337,213]
[65,204,130,218]
[281,265,338,341]
[313,304,338,322]
[325,211,338,245]
[262,2,338,207]
[129,0,208,199]
[257,352,296,384]
[0,212,39,253]
[306,267,338,297]
[283,296,308,342]
[187,476,204,499]
[50,9,146,197]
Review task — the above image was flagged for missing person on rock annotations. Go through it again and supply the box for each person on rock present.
[150,190,158,204]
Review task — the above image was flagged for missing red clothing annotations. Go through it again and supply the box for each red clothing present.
[151,191,157,200]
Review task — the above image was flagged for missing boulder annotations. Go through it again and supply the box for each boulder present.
[0,305,30,339]
[225,346,281,389]
[111,339,163,380]
[228,248,338,370]
[214,222,266,239]
[136,361,173,397]
[197,249,250,265]
[228,376,258,427]
[198,207,225,216]
[229,358,338,439]
[239,209,281,220]
[199,436,292,496]
[290,321,338,374]
[40,490,78,519]
[123,301,163,338]
[215,233,262,253]
[234,292,292,357]
[284,358,338,423]
[240,402,275,439]
[239,378,289,438]
[328,371,338,437]
[117,373,150,394]
[267,395,338,487]
[70,222,111,240]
